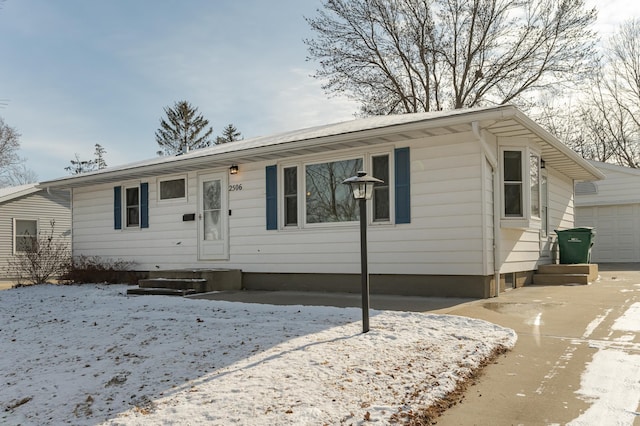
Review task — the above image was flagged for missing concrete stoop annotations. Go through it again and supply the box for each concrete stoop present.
[127,269,242,296]
[533,264,598,286]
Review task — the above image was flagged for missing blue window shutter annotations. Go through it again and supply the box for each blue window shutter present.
[140,182,149,229]
[265,165,277,230]
[114,186,122,230]
[395,147,411,224]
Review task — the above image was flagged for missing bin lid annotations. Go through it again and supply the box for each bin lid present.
[554,227,595,234]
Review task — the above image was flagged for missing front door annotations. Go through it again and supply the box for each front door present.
[198,173,228,260]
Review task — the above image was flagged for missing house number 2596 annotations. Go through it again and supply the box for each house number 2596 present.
[228,184,243,191]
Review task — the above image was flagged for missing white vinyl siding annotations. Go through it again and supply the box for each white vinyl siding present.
[575,162,640,262]
[69,130,580,280]
[71,133,489,276]
[576,204,640,262]
[0,190,71,278]
[499,167,574,272]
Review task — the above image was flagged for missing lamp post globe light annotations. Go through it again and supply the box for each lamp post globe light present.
[342,171,383,333]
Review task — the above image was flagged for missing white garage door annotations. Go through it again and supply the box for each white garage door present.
[575,204,640,262]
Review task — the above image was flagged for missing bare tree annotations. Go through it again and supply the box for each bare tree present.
[0,117,38,187]
[538,95,620,164]
[0,116,21,170]
[305,0,598,115]
[538,19,640,168]
[0,163,38,186]
[155,101,213,155]
[65,144,108,175]
[596,18,640,167]
[65,153,96,175]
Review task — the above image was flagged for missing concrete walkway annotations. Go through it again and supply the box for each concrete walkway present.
[192,264,640,425]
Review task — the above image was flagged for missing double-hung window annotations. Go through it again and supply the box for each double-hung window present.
[503,151,523,217]
[114,183,149,230]
[14,219,37,253]
[283,166,298,226]
[125,186,140,227]
[372,154,390,222]
[501,147,542,228]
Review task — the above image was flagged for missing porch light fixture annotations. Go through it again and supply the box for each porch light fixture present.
[343,171,383,333]
[229,165,239,175]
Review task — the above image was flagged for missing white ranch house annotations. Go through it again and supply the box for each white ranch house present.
[575,161,640,262]
[0,184,71,279]
[41,106,603,298]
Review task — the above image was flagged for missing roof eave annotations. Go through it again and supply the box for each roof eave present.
[39,105,604,188]
[510,109,605,182]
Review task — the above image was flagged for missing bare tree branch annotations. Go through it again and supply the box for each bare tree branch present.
[306,0,597,114]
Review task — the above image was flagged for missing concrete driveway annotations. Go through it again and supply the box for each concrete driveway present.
[435,264,640,425]
[194,264,640,424]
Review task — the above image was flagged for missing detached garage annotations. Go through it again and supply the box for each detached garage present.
[575,161,640,262]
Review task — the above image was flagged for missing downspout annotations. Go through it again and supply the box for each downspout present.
[472,122,501,297]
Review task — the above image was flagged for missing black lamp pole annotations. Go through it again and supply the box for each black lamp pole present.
[358,196,370,333]
[343,171,382,334]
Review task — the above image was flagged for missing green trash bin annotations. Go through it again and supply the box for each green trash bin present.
[555,227,596,264]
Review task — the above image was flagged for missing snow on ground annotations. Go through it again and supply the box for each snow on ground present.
[0,284,516,425]
[569,302,640,425]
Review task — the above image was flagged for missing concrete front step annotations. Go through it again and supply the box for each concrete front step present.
[147,269,242,292]
[127,287,197,296]
[138,278,207,292]
[532,273,590,286]
[533,263,598,285]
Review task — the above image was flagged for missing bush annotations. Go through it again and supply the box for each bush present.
[60,255,138,285]
[7,220,71,286]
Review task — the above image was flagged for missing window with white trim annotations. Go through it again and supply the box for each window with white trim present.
[283,166,298,226]
[372,154,390,222]
[125,186,140,227]
[503,150,523,217]
[14,219,37,253]
[159,177,186,201]
[501,147,542,228]
[275,151,396,229]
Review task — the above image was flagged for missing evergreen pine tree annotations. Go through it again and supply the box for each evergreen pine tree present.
[155,101,213,155]
[216,124,242,144]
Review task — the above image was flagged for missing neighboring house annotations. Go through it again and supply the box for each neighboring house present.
[575,161,640,262]
[40,105,603,298]
[0,183,71,278]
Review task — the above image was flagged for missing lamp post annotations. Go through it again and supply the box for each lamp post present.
[343,171,383,333]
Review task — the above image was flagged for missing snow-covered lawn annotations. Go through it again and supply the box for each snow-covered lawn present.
[1,284,516,425]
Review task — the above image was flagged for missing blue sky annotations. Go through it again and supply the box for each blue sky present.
[0,0,635,181]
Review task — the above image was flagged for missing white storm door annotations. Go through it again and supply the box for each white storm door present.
[198,173,229,260]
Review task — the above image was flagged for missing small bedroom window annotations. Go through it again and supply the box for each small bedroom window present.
[159,177,186,201]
